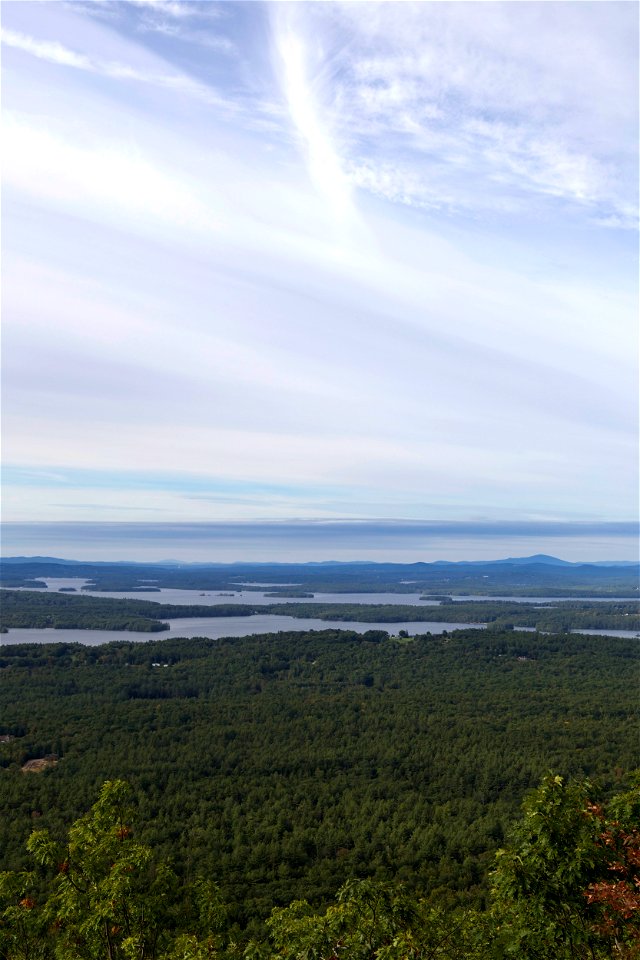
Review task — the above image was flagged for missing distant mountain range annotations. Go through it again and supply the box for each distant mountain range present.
[430,554,639,568]
[1,554,637,568]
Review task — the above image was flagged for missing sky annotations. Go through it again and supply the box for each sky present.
[1,1,638,561]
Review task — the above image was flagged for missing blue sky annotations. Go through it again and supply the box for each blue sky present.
[2,1,638,550]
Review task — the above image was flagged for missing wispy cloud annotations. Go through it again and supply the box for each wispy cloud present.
[1,1,636,533]
[278,2,638,226]
[1,26,234,110]
[136,18,236,55]
[1,520,637,563]
[272,9,353,223]
[1,27,92,69]
[2,114,209,233]
[127,0,221,20]
[466,119,609,207]
[129,0,235,53]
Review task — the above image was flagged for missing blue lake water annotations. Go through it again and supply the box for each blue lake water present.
[0,617,487,646]
[3,580,637,645]
[10,579,638,605]
[2,616,638,648]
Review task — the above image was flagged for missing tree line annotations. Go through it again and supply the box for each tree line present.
[1,590,638,633]
[1,773,638,958]
[2,557,638,596]
[0,627,636,929]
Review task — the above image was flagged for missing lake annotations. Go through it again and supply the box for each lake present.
[0,616,487,646]
[3,580,637,645]
[2,616,637,647]
[11,579,637,606]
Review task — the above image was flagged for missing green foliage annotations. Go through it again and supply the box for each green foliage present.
[0,591,261,632]
[2,590,638,633]
[266,878,490,959]
[491,774,640,958]
[0,868,50,959]
[1,775,639,959]
[26,780,179,958]
[0,781,240,960]
[272,599,640,632]
[0,627,637,924]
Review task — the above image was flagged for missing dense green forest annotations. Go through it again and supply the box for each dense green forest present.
[2,556,638,596]
[0,590,258,632]
[2,773,638,958]
[1,626,636,940]
[1,589,639,633]
[273,600,640,632]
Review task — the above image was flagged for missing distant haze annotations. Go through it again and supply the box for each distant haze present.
[1,521,637,564]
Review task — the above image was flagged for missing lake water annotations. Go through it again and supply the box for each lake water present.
[10,579,638,606]
[0,617,486,647]
[12,579,441,605]
[3,580,637,645]
[2,621,637,647]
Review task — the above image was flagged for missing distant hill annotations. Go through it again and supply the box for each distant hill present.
[2,554,637,569]
[1,554,638,598]
[432,554,638,568]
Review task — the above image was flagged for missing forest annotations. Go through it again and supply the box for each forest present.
[1,589,639,634]
[272,600,640,632]
[1,772,638,959]
[2,556,638,596]
[0,590,259,632]
[1,566,638,956]
[0,625,637,945]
